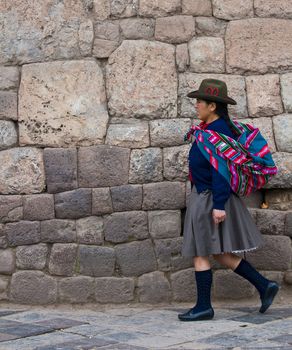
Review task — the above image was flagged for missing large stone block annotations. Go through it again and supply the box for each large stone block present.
[10,271,57,304]
[254,0,292,19]
[0,120,17,150]
[55,188,92,219]
[246,235,292,271]
[104,211,148,243]
[0,147,45,194]
[41,219,76,243]
[95,277,135,303]
[0,249,15,274]
[0,276,9,301]
[110,185,142,211]
[5,221,41,247]
[170,268,197,302]
[280,73,292,112]
[265,152,292,189]
[0,195,22,223]
[285,211,292,238]
[213,0,253,20]
[137,271,171,303]
[110,0,138,18]
[163,145,189,181]
[179,73,247,118]
[155,16,195,44]
[273,114,292,153]
[58,276,95,303]
[78,146,130,187]
[0,66,19,90]
[148,210,181,239]
[246,75,283,118]
[129,148,163,183]
[23,194,54,221]
[115,240,157,276]
[188,37,225,73]
[92,188,113,215]
[78,245,116,277]
[76,216,104,245]
[92,39,119,58]
[0,91,17,120]
[142,182,185,210]
[226,19,292,74]
[49,243,78,276]
[176,43,189,72]
[106,40,177,118]
[43,148,78,193]
[195,17,227,37]
[182,0,212,16]
[16,244,48,270]
[265,189,292,211]
[120,18,155,39]
[19,60,108,146]
[138,0,181,17]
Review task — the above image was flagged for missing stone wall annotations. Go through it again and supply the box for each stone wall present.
[0,0,292,305]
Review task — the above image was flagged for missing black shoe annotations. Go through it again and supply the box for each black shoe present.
[178,307,214,321]
[259,281,279,313]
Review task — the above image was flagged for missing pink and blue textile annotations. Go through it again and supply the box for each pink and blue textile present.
[184,118,278,197]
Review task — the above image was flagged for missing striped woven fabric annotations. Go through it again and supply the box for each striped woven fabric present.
[184,118,278,196]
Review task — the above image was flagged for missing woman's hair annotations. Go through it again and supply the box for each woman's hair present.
[204,100,241,137]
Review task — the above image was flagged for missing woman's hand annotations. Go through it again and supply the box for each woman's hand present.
[212,209,226,225]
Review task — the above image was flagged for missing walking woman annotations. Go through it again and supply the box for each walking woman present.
[178,78,279,321]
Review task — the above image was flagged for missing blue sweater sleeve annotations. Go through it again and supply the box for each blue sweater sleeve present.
[211,166,231,210]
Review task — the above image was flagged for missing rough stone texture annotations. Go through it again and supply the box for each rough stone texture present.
[16,244,48,270]
[110,185,142,211]
[95,277,135,303]
[41,219,76,243]
[138,0,181,17]
[0,196,23,223]
[115,240,157,276]
[182,0,212,16]
[179,73,247,118]
[176,44,189,72]
[188,37,225,73]
[78,146,130,187]
[105,122,149,148]
[92,188,113,215]
[106,40,177,118]
[55,188,92,219]
[163,145,190,181]
[76,216,104,245]
[94,20,120,41]
[120,18,155,39]
[226,18,292,74]
[148,210,181,239]
[0,120,17,150]
[195,17,227,37]
[92,39,119,58]
[19,60,108,147]
[214,270,255,299]
[104,211,148,243]
[273,114,292,152]
[0,276,9,300]
[281,73,292,112]
[246,75,283,118]
[10,271,57,304]
[137,271,171,303]
[78,245,116,277]
[246,235,292,271]
[257,210,286,235]
[110,0,138,18]
[213,0,254,20]
[0,91,18,120]
[0,147,45,194]
[5,221,41,247]
[58,276,95,303]
[170,268,199,302]
[142,182,185,210]
[44,148,78,194]
[285,211,292,237]
[0,249,15,274]
[155,16,195,44]
[150,119,191,147]
[154,237,193,271]
[265,189,292,211]
[265,152,292,189]
[23,194,54,221]
[254,0,292,19]
[0,66,19,90]
[129,148,163,183]
[284,270,292,285]
[48,243,78,276]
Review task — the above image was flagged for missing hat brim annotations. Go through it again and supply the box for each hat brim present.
[187,91,237,105]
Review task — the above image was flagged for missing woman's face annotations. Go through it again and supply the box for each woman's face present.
[195,99,216,121]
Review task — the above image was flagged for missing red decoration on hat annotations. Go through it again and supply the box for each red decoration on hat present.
[205,87,219,96]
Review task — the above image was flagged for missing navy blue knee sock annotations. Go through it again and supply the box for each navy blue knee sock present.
[233,258,270,298]
[192,268,213,312]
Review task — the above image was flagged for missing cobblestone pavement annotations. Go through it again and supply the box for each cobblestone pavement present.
[0,293,292,350]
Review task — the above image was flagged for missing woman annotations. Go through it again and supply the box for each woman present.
[178,78,279,322]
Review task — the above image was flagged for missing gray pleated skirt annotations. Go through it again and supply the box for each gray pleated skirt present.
[181,185,265,257]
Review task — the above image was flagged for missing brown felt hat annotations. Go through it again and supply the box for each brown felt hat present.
[187,78,237,105]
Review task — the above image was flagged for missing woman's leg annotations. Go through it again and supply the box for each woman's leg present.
[193,255,211,271]
[212,252,241,270]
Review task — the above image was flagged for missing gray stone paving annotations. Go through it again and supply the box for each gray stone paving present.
[0,299,291,350]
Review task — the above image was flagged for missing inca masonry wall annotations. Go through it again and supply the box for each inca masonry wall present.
[0,0,292,304]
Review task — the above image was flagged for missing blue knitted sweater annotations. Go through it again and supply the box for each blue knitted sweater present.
[188,117,238,210]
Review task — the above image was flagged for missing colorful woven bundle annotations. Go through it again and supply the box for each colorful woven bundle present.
[184,118,278,196]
